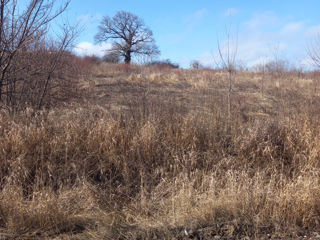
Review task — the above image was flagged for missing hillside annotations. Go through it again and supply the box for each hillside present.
[1,64,320,239]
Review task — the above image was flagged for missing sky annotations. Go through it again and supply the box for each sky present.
[62,0,320,68]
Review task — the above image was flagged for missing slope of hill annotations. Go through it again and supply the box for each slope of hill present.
[1,63,320,239]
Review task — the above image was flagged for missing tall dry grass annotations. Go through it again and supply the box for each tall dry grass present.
[0,64,320,239]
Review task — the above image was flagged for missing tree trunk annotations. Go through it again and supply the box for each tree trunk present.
[228,69,232,120]
[0,0,4,101]
[124,50,131,64]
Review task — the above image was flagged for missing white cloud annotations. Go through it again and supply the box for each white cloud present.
[305,24,320,38]
[280,21,304,36]
[194,8,207,19]
[76,13,103,28]
[223,8,239,17]
[185,8,207,30]
[185,8,207,23]
[161,33,185,44]
[243,11,278,30]
[160,9,207,45]
[198,11,320,69]
[199,51,215,66]
[73,42,112,57]
[75,14,103,40]
[202,12,280,68]
[77,14,91,26]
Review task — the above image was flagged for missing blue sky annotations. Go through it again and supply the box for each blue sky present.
[66,0,320,68]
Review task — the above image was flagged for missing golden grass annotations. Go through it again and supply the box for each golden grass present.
[1,64,320,239]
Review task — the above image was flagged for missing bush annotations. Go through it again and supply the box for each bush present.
[148,59,179,69]
[190,60,203,69]
[102,51,121,63]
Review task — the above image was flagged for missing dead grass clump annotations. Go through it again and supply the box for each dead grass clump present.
[0,184,98,239]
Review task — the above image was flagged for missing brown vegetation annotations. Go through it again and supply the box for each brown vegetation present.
[0,0,78,112]
[1,64,320,239]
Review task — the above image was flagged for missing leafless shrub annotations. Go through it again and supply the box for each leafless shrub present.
[265,59,290,77]
[0,0,78,112]
[190,60,203,69]
[148,59,179,70]
[103,51,120,63]
[307,33,320,68]
[215,20,238,120]
[254,62,267,95]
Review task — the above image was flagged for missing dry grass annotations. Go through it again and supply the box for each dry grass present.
[1,63,320,239]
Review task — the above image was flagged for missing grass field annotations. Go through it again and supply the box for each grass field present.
[1,63,320,239]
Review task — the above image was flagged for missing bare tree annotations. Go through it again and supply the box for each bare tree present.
[308,33,320,68]
[0,0,78,111]
[190,60,203,69]
[95,11,160,64]
[265,44,290,84]
[307,34,320,93]
[215,21,238,120]
[254,61,267,96]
